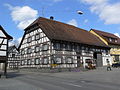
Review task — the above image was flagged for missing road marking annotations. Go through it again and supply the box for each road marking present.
[63,82,82,88]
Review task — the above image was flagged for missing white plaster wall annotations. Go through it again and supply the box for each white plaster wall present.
[0,51,6,56]
[102,54,113,66]
[0,30,6,37]
[1,45,6,50]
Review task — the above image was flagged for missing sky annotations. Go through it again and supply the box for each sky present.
[1,0,120,46]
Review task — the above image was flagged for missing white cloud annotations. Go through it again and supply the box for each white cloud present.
[67,19,78,27]
[18,37,22,43]
[81,0,120,24]
[114,33,120,38]
[5,4,38,30]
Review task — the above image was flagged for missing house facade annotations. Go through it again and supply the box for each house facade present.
[18,17,111,69]
[8,45,20,69]
[90,29,120,65]
[0,25,12,76]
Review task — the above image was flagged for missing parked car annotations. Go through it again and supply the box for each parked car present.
[112,62,120,68]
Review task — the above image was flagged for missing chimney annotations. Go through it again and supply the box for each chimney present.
[50,16,54,20]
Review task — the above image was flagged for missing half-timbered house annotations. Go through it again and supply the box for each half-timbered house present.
[8,45,20,69]
[90,29,120,65]
[0,25,13,76]
[18,17,111,69]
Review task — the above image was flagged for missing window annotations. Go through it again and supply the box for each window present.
[54,43,61,50]
[35,58,40,65]
[21,60,25,66]
[32,36,35,41]
[42,44,48,51]
[81,46,85,50]
[43,57,48,64]
[115,39,117,42]
[21,49,24,55]
[27,59,31,65]
[27,48,32,54]
[35,46,40,53]
[35,34,40,40]
[54,57,62,64]
[66,57,73,64]
[74,45,78,51]
[109,38,112,42]
[27,37,32,43]
[106,50,109,55]
[66,44,72,51]
[24,60,27,65]
[12,54,15,57]
[76,45,80,52]
[62,44,66,48]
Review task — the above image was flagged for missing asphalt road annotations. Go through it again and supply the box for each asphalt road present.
[0,68,120,90]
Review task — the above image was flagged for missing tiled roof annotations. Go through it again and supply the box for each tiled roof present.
[0,25,13,40]
[91,29,120,45]
[19,17,109,49]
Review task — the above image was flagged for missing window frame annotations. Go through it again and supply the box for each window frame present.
[27,59,31,65]
[27,36,32,43]
[42,44,49,51]
[65,44,72,51]
[21,60,25,66]
[66,57,73,64]
[42,57,49,65]
[35,46,40,53]
[34,58,40,65]
[54,57,62,64]
[35,34,40,40]
[12,54,15,57]
[53,43,61,50]
[27,48,32,54]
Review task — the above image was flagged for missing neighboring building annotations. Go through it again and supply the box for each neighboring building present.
[90,29,120,65]
[0,25,13,76]
[8,45,20,69]
[18,17,111,69]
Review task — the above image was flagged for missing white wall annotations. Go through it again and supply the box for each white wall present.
[0,30,6,37]
[102,53,113,66]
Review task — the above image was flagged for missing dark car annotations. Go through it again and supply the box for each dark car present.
[112,62,120,68]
